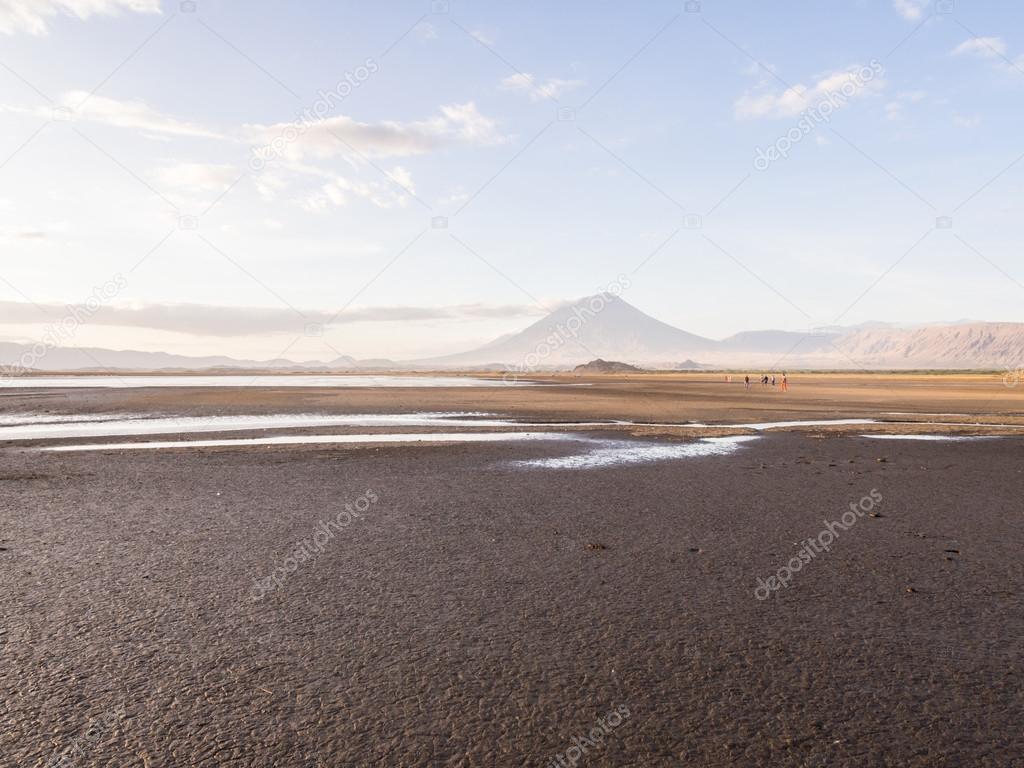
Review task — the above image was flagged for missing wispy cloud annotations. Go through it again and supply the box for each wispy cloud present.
[299,171,414,211]
[244,102,505,208]
[1,90,505,210]
[884,90,927,121]
[0,0,160,35]
[951,35,1024,77]
[3,229,48,240]
[2,90,227,139]
[244,101,505,161]
[735,66,884,120]
[893,0,929,22]
[469,28,495,46]
[157,162,238,191]
[64,91,228,139]
[0,300,546,336]
[4,91,502,155]
[500,73,584,102]
[436,187,469,207]
[952,36,1008,59]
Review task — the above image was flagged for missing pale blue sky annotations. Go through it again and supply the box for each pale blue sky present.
[1,0,1022,359]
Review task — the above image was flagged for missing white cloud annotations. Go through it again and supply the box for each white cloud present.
[734,65,885,120]
[388,165,415,194]
[0,91,500,211]
[245,105,502,211]
[291,164,417,210]
[157,162,238,191]
[0,0,160,35]
[893,0,928,21]
[253,169,288,201]
[39,91,227,139]
[952,36,1008,59]
[0,299,544,336]
[433,102,503,144]
[4,91,499,158]
[244,101,504,162]
[301,173,412,211]
[500,73,584,102]
[3,229,47,240]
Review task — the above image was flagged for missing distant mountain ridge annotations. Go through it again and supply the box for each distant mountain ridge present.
[2,295,1021,372]
[415,295,1023,369]
[833,323,1024,368]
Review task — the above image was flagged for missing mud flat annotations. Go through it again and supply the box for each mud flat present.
[1,375,1022,765]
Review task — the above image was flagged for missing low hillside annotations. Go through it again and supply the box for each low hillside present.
[573,359,644,374]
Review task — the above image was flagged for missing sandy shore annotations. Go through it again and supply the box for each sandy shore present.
[1,375,1021,766]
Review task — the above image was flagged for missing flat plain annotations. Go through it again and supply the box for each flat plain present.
[1,373,1021,766]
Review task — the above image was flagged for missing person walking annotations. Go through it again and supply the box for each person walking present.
[744,375,750,389]
[771,375,776,387]
[782,373,788,392]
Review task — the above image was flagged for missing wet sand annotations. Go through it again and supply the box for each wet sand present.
[2,371,1021,427]
[1,375,1022,766]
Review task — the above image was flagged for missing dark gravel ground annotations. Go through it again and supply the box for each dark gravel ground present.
[1,432,1021,766]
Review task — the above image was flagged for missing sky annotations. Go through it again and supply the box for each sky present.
[1,0,1022,361]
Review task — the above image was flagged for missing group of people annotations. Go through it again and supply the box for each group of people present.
[743,372,788,391]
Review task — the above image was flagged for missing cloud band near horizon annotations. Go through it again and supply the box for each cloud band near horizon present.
[0,300,547,337]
